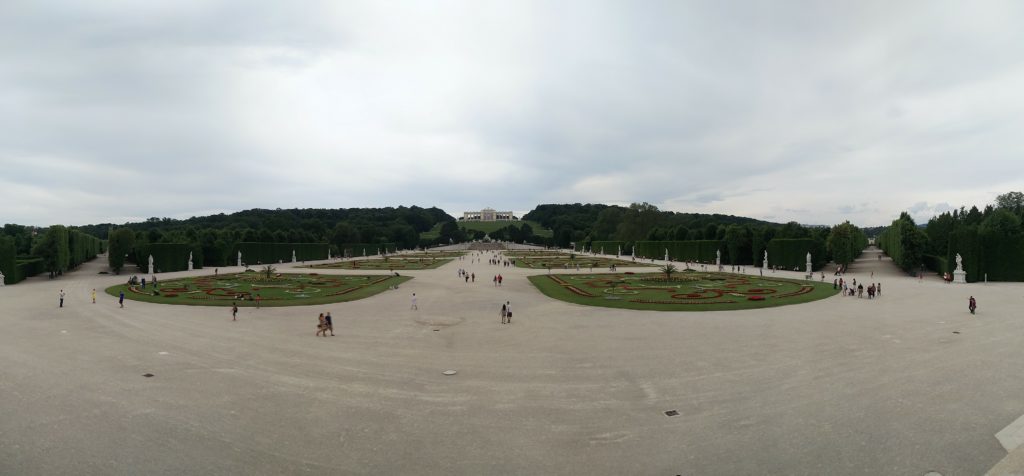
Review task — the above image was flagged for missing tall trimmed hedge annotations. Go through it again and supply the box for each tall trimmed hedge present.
[236,242,330,264]
[591,241,626,255]
[636,240,723,262]
[339,243,396,258]
[766,238,825,271]
[135,243,203,273]
[69,229,102,268]
[0,236,16,284]
[16,258,43,282]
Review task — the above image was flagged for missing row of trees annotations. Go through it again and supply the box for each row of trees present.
[547,203,868,267]
[881,192,1024,281]
[0,225,104,281]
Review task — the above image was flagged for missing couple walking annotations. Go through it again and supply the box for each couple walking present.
[500,301,512,324]
[316,312,335,336]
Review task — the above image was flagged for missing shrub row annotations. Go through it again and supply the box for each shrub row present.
[635,240,723,262]
[338,243,397,258]
[589,241,627,254]
[235,242,329,264]
[134,243,204,273]
[766,239,825,271]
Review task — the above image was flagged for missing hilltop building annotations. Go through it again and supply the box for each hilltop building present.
[462,208,516,222]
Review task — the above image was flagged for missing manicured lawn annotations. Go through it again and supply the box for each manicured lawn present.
[106,272,411,307]
[529,270,835,311]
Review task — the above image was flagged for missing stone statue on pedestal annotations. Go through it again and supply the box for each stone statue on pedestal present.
[716,249,721,266]
[149,255,155,274]
[237,251,242,267]
[763,250,768,270]
[665,248,669,261]
[188,252,193,271]
[953,252,967,283]
[806,252,813,275]
[0,269,5,286]
[292,250,297,263]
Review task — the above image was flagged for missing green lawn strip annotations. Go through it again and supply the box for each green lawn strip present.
[528,271,835,312]
[106,273,412,307]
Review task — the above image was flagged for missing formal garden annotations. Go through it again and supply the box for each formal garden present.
[106,268,410,307]
[528,268,834,311]
[304,252,462,270]
[505,251,656,270]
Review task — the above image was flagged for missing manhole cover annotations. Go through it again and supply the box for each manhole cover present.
[142,373,154,378]
[442,370,457,376]
[664,410,679,417]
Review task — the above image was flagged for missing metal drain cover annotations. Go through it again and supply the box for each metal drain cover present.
[664,410,679,417]
[442,370,457,376]
[142,373,154,378]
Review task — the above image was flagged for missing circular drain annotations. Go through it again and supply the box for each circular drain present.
[442,370,457,376]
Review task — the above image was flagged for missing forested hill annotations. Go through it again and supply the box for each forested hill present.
[523,203,777,242]
[75,206,453,243]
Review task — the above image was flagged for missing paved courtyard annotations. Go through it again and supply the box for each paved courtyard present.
[2,248,1024,475]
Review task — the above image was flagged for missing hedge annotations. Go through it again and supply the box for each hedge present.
[16,258,43,282]
[338,243,396,258]
[235,242,330,264]
[636,240,723,262]
[591,241,627,255]
[69,229,102,268]
[922,254,949,275]
[0,236,15,284]
[766,238,825,271]
[135,243,204,273]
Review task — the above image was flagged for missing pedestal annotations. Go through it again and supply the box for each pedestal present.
[763,260,768,270]
[188,262,193,271]
[953,270,966,283]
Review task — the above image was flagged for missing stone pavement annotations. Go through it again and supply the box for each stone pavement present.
[2,247,1024,475]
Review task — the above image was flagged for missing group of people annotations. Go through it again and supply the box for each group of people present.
[834,277,882,298]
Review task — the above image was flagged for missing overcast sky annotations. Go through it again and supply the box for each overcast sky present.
[3,1,1023,228]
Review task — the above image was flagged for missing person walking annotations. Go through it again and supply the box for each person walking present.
[325,312,334,336]
[411,293,418,310]
[119,290,125,308]
[232,302,238,321]
[498,274,503,286]
[255,293,261,309]
[969,296,977,315]
[91,289,96,304]
[500,303,508,324]
[505,301,512,324]
[59,289,65,308]
[316,313,327,336]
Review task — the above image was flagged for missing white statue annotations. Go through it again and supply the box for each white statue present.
[807,252,812,263]
[600,247,604,255]
[237,251,242,267]
[665,248,669,261]
[292,250,297,263]
[148,254,155,274]
[0,269,5,286]
[764,250,768,262]
[187,252,194,271]
[327,249,331,260]
[618,245,621,256]
[632,246,635,257]
[955,253,963,271]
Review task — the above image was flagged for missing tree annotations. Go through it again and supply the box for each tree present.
[659,263,678,280]
[995,191,1024,217]
[262,264,276,279]
[108,228,136,274]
